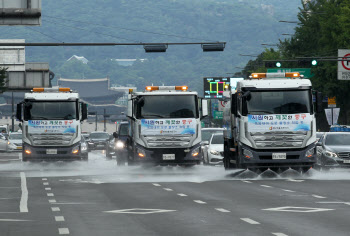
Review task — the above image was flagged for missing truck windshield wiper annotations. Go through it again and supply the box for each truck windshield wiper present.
[63,114,74,119]
[31,116,49,120]
[142,114,166,118]
[248,111,273,114]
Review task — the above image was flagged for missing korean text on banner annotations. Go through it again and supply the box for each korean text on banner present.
[141,119,196,135]
[247,114,312,132]
[28,120,77,134]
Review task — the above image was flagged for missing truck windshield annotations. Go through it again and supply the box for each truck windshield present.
[137,95,198,119]
[24,101,77,120]
[243,90,312,115]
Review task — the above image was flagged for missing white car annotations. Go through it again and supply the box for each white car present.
[8,132,22,152]
[0,133,11,152]
[205,133,224,165]
[201,128,224,164]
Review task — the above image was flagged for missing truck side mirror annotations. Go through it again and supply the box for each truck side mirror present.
[127,97,133,118]
[113,132,118,139]
[231,93,238,117]
[316,91,323,113]
[81,103,88,120]
[16,103,22,122]
[201,99,208,119]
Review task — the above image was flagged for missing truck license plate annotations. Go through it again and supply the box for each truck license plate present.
[163,154,175,160]
[343,160,350,164]
[272,153,286,160]
[46,149,57,155]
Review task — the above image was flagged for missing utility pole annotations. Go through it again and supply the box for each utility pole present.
[11,92,14,132]
[103,109,106,132]
[95,113,98,131]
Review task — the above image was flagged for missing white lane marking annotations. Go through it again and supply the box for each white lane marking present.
[55,216,65,222]
[0,187,19,188]
[52,202,92,205]
[58,228,70,235]
[42,178,47,181]
[18,153,21,160]
[105,208,176,214]
[272,233,288,236]
[312,195,327,199]
[0,198,20,200]
[286,179,304,182]
[282,189,296,193]
[163,188,173,191]
[43,182,49,186]
[317,201,350,205]
[242,180,252,183]
[51,207,60,212]
[261,185,273,188]
[47,193,54,197]
[263,206,334,213]
[152,183,161,187]
[20,172,28,213]
[0,219,32,221]
[45,188,51,191]
[49,199,57,203]
[241,218,260,224]
[177,193,187,197]
[193,200,207,204]
[215,208,230,213]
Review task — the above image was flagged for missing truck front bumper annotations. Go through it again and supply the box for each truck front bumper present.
[22,143,83,161]
[238,143,316,168]
[133,143,202,165]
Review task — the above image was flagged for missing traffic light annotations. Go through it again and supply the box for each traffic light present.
[311,59,317,66]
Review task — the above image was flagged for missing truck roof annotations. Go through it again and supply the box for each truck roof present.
[237,79,312,90]
[133,91,198,96]
[24,92,79,100]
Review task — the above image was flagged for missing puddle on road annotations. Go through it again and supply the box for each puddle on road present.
[1,151,350,183]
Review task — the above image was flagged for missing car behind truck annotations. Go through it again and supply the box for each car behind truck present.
[16,87,88,161]
[223,72,323,173]
[126,85,208,166]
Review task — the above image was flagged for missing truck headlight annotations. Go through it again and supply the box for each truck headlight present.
[192,147,200,157]
[136,147,146,158]
[116,141,125,149]
[209,149,220,156]
[243,149,253,159]
[324,150,338,159]
[305,148,315,158]
[72,146,80,154]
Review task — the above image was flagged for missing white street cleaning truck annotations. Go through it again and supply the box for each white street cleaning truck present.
[16,87,88,161]
[223,72,323,172]
[126,85,208,166]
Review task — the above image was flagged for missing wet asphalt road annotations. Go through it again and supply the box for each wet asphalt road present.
[0,151,350,236]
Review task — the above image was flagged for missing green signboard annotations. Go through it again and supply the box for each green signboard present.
[267,68,314,79]
[213,111,223,119]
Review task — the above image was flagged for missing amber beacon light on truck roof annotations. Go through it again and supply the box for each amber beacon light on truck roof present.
[145,86,188,91]
[249,72,303,79]
[32,87,72,92]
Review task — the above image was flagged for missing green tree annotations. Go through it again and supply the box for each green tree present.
[0,67,8,93]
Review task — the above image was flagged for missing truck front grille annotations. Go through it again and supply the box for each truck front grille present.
[144,135,192,148]
[29,133,74,146]
[250,131,307,148]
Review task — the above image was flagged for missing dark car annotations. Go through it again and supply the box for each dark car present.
[82,133,90,143]
[110,122,129,166]
[316,132,350,169]
[88,132,111,151]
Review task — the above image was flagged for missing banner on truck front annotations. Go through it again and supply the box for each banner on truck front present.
[28,120,77,134]
[141,118,196,135]
[247,114,312,132]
